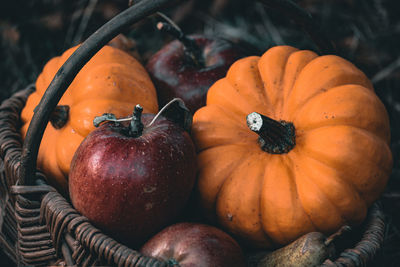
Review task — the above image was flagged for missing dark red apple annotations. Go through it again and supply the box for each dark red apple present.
[146,22,246,113]
[141,222,246,267]
[69,105,197,247]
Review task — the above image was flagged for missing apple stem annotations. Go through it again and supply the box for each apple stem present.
[156,21,204,67]
[129,104,144,137]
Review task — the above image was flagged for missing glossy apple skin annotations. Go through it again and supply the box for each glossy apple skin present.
[69,114,197,248]
[146,35,244,113]
[141,222,246,267]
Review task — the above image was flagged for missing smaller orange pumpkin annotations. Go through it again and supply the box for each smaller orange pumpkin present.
[21,45,158,194]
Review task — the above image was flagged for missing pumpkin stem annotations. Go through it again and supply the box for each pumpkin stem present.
[129,104,144,137]
[49,105,69,129]
[156,20,205,67]
[246,112,295,154]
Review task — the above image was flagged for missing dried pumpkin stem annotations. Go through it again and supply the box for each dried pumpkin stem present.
[156,21,205,67]
[93,105,144,138]
[246,112,295,154]
[49,105,69,129]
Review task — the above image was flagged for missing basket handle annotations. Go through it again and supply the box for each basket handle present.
[20,0,333,186]
[20,0,170,186]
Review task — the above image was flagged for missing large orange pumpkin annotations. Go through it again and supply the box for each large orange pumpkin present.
[21,45,158,194]
[192,46,392,248]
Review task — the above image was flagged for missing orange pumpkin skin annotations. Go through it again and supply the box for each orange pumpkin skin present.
[192,46,392,248]
[21,45,158,194]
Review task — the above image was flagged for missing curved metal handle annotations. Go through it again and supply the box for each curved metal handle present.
[20,0,170,186]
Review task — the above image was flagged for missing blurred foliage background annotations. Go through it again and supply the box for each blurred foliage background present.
[0,0,399,265]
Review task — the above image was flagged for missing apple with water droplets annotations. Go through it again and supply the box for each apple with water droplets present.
[69,105,197,247]
[146,21,246,113]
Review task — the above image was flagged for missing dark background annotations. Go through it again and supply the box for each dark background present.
[0,0,399,265]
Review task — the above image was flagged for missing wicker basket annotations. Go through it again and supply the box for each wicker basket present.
[0,0,387,266]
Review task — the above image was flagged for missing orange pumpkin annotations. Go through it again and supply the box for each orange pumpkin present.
[192,46,392,248]
[21,45,158,194]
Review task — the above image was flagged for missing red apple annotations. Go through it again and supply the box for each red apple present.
[141,222,246,267]
[146,22,246,113]
[69,105,197,247]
